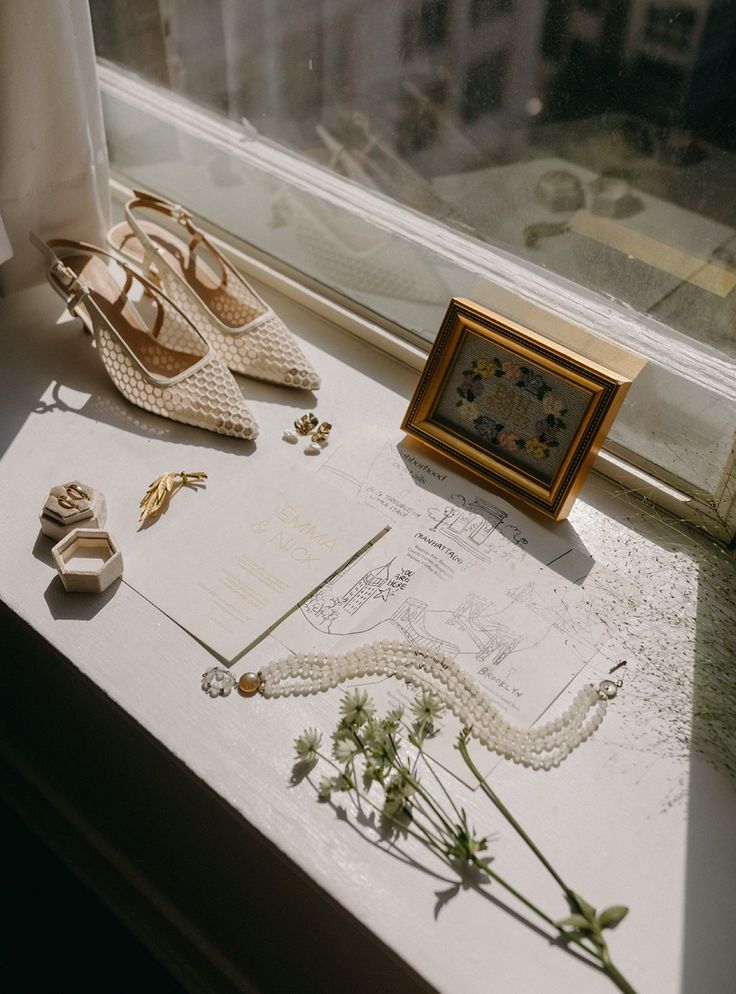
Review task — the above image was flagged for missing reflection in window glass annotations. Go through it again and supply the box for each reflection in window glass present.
[471,0,513,26]
[91,0,736,361]
[462,53,508,121]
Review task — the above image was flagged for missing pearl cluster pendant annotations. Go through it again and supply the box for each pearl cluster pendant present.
[202,641,620,771]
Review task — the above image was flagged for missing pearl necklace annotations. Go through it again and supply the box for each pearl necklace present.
[202,640,621,771]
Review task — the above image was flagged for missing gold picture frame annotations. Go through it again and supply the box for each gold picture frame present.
[402,298,632,520]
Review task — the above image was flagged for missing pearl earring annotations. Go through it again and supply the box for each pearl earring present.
[284,412,318,444]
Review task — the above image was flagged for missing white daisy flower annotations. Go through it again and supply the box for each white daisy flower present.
[332,772,353,792]
[410,690,445,725]
[294,727,322,762]
[383,774,416,818]
[334,735,360,764]
[339,688,376,727]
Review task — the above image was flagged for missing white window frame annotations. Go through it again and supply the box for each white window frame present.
[98,63,736,543]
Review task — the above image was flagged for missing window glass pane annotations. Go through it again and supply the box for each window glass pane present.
[91,0,736,367]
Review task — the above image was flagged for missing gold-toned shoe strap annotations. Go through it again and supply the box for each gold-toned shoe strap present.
[30,233,94,314]
[31,233,166,338]
[129,189,229,287]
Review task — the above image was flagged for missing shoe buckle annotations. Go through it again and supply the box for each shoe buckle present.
[171,204,193,227]
[51,261,85,292]
[51,261,90,311]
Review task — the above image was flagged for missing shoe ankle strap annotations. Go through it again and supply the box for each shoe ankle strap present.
[127,189,228,287]
[29,232,92,312]
[130,189,199,236]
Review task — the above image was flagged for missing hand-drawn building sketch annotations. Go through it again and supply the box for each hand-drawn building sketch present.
[341,559,394,615]
[427,495,507,561]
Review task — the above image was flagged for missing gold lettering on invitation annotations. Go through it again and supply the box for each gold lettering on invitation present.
[274,504,337,549]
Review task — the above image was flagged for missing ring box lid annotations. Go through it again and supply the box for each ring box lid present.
[40,481,107,539]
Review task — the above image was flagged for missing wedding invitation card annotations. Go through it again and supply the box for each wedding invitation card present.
[124,467,389,661]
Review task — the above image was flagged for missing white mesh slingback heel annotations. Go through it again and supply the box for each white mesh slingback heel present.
[107,191,321,391]
[31,234,259,441]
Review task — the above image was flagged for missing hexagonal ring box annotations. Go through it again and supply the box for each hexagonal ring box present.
[40,480,106,540]
[51,528,123,593]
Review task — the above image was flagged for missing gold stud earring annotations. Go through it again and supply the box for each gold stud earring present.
[305,421,332,455]
[293,412,319,435]
[311,421,332,444]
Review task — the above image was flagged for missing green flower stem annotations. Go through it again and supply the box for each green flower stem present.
[600,959,638,994]
[314,751,346,775]
[322,748,600,969]
[410,812,452,852]
[474,859,564,933]
[348,757,366,819]
[340,737,452,851]
[459,736,638,994]
[458,736,571,897]
[410,795,460,850]
[342,775,449,853]
[472,858,599,962]
[391,749,458,840]
[417,744,465,825]
[404,770,460,842]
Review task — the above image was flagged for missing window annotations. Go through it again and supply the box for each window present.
[461,54,508,121]
[471,0,513,26]
[644,6,697,52]
[90,0,736,539]
[402,0,450,58]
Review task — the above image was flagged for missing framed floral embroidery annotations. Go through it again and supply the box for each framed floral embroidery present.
[402,298,632,520]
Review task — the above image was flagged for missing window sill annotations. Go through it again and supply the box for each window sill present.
[1,279,734,994]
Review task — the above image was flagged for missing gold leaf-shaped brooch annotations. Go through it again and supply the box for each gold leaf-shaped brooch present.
[139,471,207,524]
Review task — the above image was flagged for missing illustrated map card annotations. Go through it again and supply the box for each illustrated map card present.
[271,431,610,782]
[123,467,389,661]
[318,426,595,582]
[273,512,608,783]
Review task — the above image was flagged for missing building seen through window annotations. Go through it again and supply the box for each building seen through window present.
[91,0,736,362]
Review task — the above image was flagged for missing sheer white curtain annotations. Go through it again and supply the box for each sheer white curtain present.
[0,0,110,293]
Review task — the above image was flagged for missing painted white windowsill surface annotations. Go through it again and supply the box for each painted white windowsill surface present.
[1,280,734,994]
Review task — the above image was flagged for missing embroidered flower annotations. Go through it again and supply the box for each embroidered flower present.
[474,415,500,443]
[455,399,479,422]
[474,357,495,378]
[501,360,523,381]
[525,438,547,459]
[542,393,567,417]
[534,419,561,446]
[462,374,484,397]
[522,371,550,399]
[456,368,485,404]
[498,430,523,451]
